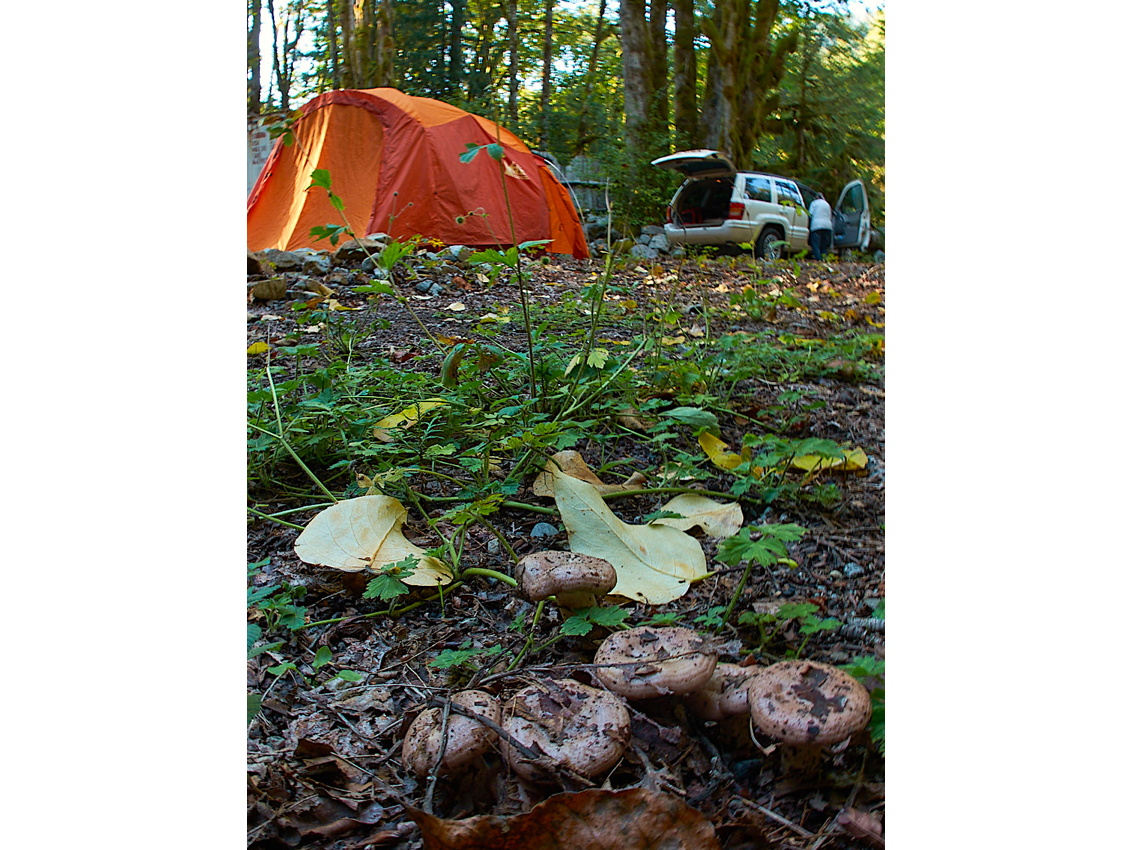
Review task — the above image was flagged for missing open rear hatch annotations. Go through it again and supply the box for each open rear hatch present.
[651,149,737,179]
[653,150,738,227]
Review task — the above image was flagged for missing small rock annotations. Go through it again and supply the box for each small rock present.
[640,224,665,236]
[843,562,865,578]
[531,522,559,538]
[487,539,501,555]
[248,277,288,301]
[257,248,305,272]
[648,233,670,253]
[629,244,660,260]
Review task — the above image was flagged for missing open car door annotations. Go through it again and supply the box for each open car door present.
[832,180,871,251]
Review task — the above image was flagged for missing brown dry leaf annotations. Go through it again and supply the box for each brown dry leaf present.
[532,450,646,498]
[293,495,453,585]
[551,467,706,604]
[407,788,722,850]
[837,807,884,848]
[651,494,743,539]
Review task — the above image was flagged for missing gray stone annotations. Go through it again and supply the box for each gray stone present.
[257,249,304,272]
[445,244,473,262]
[531,522,560,538]
[843,562,865,578]
[629,244,660,260]
[648,233,670,253]
[363,232,393,245]
[640,224,665,236]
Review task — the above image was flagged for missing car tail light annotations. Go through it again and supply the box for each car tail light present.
[665,205,672,223]
[728,201,744,219]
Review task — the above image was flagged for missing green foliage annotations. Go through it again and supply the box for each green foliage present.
[717,523,808,569]
[362,556,418,602]
[559,605,631,638]
[247,558,308,634]
[843,655,886,752]
[430,642,504,671]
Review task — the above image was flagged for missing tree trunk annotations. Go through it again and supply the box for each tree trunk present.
[572,0,609,155]
[539,0,554,147]
[506,0,519,123]
[700,0,796,169]
[249,0,261,114]
[341,0,394,90]
[619,0,654,152]
[325,0,340,90]
[648,0,668,135]
[448,0,465,97]
[671,0,697,149]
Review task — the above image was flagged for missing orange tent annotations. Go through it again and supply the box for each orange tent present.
[247,88,589,259]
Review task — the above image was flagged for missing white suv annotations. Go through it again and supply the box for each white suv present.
[652,149,872,259]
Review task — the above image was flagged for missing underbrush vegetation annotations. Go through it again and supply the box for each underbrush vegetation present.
[247,162,885,848]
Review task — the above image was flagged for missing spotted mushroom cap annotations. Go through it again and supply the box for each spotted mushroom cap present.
[401,689,501,777]
[746,660,871,746]
[501,678,630,782]
[593,625,717,699]
[515,551,617,605]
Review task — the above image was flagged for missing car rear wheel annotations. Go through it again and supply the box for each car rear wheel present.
[756,227,783,260]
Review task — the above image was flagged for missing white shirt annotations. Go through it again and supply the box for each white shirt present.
[808,198,833,231]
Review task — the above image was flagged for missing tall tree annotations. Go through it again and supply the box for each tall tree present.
[249,0,262,114]
[506,0,519,123]
[572,0,611,155]
[267,0,306,111]
[448,0,466,97]
[671,0,697,149]
[618,0,666,163]
[539,0,554,147]
[341,0,395,90]
[700,0,797,169]
[325,0,341,90]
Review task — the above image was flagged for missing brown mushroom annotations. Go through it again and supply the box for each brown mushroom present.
[401,689,501,778]
[515,550,617,609]
[593,625,717,699]
[746,660,871,771]
[684,662,757,721]
[500,678,630,783]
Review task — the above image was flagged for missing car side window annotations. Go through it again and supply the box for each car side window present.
[744,176,772,202]
[774,180,803,207]
[841,184,864,213]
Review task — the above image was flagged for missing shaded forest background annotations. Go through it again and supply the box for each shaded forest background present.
[248,0,883,224]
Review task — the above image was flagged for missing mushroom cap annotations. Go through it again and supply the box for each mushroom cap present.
[401,689,501,778]
[515,551,617,604]
[593,625,717,699]
[684,662,757,721]
[501,678,630,782]
[747,660,871,746]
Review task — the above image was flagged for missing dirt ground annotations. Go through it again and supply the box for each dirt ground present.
[247,249,885,849]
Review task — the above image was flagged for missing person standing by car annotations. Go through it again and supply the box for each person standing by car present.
[807,194,834,261]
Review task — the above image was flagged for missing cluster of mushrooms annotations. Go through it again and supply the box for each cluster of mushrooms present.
[402,551,872,784]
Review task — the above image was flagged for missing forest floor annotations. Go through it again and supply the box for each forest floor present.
[246,247,885,850]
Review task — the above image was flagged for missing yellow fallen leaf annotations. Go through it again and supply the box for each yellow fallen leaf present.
[373,399,447,442]
[533,450,646,498]
[445,301,467,311]
[294,495,453,585]
[791,447,868,473]
[661,335,686,345]
[698,432,744,471]
[246,341,271,355]
[551,469,707,604]
[652,494,743,539]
